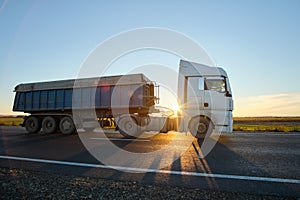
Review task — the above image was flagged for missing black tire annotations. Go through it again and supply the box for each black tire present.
[118,116,141,138]
[24,116,41,134]
[189,117,212,139]
[42,116,57,134]
[59,116,76,134]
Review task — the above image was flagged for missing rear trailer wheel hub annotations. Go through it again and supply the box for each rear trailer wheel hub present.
[46,122,53,128]
[62,120,71,130]
[59,116,75,134]
[42,117,57,134]
[25,116,41,134]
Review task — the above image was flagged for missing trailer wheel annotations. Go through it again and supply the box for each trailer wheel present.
[118,116,141,138]
[42,116,57,134]
[189,117,212,139]
[25,116,41,134]
[59,116,76,134]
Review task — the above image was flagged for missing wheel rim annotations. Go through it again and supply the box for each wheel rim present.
[197,122,207,134]
[124,121,133,131]
[29,120,36,129]
[118,116,140,138]
[59,116,75,134]
[61,120,71,131]
[46,121,53,128]
[189,117,211,138]
[25,116,41,134]
[42,117,57,134]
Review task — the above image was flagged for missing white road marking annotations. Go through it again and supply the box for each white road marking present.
[0,155,299,184]
[89,137,150,142]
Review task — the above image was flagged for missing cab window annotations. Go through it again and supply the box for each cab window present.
[205,78,226,93]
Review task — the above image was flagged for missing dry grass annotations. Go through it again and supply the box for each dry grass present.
[0,117,24,126]
[233,117,300,122]
[233,117,300,132]
[233,124,300,132]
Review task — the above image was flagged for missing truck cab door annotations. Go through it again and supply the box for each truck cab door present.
[184,76,205,111]
[203,77,231,128]
[184,76,230,127]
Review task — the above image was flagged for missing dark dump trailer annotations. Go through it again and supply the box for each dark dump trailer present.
[13,74,157,135]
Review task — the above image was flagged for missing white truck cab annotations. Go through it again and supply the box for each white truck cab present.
[177,60,233,138]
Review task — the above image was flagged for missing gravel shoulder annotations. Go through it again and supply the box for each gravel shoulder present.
[0,168,295,200]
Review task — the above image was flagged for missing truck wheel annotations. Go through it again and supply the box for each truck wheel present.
[25,116,41,134]
[59,116,76,134]
[189,117,212,139]
[42,116,57,134]
[118,116,141,138]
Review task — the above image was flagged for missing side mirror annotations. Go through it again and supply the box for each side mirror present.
[225,91,232,97]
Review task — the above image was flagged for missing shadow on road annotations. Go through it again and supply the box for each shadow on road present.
[1,127,299,197]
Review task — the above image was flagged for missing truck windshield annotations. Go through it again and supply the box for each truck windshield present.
[205,78,226,93]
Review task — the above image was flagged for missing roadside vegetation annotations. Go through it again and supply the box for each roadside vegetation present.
[233,124,300,132]
[0,116,24,126]
[233,117,300,132]
[0,116,300,132]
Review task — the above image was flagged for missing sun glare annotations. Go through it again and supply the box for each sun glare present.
[172,104,180,112]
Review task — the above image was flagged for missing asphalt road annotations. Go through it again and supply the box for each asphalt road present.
[0,126,299,198]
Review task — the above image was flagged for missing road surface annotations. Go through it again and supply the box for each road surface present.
[0,126,299,197]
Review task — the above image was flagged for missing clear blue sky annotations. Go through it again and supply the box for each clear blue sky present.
[1,0,299,116]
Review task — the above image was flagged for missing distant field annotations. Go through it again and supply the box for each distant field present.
[233,117,300,122]
[233,124,300,132]
[0,117,24,126]
[0,116,299,132]
[233,117,300,132]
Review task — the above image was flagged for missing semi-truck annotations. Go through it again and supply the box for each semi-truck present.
[13,60,233,138]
